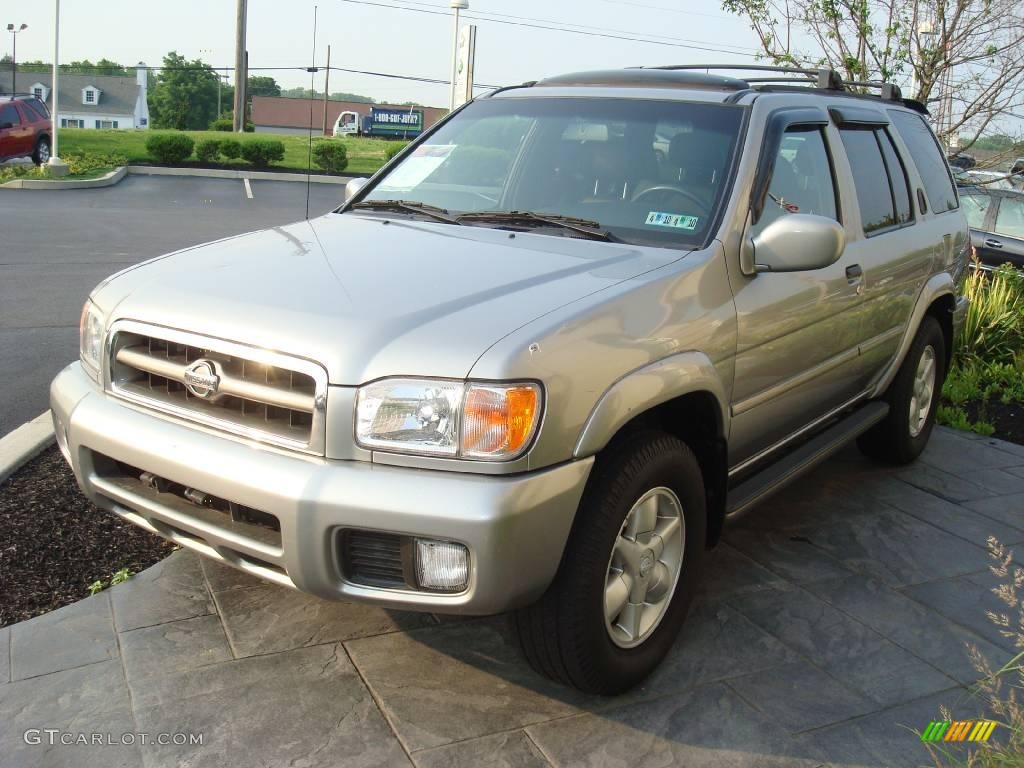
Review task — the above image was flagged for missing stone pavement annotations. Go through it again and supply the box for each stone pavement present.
[2,426,1023,768]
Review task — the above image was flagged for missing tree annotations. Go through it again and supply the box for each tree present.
[246,76,280,97]
[279,86,376,103]
[148,51,220,130]
[721,0,1024,150]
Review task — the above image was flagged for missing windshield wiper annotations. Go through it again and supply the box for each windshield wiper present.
[350,199,461,225]
[456,211,619,241]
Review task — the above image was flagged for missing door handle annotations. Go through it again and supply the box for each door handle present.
[846,264,863,280]
[984,238,1004,249]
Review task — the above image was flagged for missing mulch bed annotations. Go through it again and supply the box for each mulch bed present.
[962,399,1024,446]
[0,446,174,628]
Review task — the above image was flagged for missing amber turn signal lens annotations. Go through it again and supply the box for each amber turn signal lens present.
[461,384,541,459]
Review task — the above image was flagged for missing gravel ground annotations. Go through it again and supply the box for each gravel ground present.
[0,446,173,627]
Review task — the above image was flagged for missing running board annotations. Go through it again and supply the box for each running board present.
[726,401,890,517]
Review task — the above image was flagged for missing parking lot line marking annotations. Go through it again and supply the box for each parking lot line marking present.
[243,178,253,199]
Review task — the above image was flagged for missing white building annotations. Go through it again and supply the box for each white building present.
[0,63,150,130]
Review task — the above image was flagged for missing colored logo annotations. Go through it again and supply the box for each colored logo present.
[921,720,998,743]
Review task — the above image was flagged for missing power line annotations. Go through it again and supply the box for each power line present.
[385,0,760,54]
[335,0,762,57]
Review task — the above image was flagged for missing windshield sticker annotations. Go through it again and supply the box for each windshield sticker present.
[377,144,456,192]
[645,212,699,230]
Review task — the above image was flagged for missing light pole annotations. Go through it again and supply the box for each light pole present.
[449,0,468,112]
[6,23,27,94]
[48,2,66,174]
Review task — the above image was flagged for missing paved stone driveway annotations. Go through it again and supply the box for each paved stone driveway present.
[2,426,1022,768]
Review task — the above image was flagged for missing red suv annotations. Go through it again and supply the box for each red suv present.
[0,95,52,165]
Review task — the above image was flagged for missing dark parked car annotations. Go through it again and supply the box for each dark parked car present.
[0,95,52,165]
[959,186,1024,270]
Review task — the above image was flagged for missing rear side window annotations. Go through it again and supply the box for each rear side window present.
[960,193,991,229]
[877,130,912,225]
[839,128,903,234]
[22,99,49,121]
[0,103,21,126]
[889,111,959,213]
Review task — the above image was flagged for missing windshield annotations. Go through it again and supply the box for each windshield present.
[354,96,745,247]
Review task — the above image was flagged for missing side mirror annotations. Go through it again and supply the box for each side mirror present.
[344,177,369,203]
[748,214,846,273]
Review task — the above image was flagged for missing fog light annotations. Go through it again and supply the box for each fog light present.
[414,539,469,592]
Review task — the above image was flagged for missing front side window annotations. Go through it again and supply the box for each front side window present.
[0,104,20,127]
[356,97,745,247]
[960,193,991,229]
[889,110,959,213]
[753,127,837,236]
[995,197,1024,239]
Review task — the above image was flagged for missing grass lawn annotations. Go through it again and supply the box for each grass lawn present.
[59,129,397,175]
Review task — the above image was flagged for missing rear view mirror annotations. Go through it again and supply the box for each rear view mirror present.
[344,177,369,203]
[749,214,846,273]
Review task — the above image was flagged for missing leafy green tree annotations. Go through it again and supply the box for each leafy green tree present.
[246,76,280,97]
[148,51,220,130]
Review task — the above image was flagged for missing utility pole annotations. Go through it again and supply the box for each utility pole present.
[449,0,468,111]
[233,0,247,132]
[321,45,331,136]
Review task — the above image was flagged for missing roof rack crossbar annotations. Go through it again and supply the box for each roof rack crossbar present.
[646,64,904,101]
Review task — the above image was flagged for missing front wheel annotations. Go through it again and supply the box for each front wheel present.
[514,431,706,694]
[858,315,946,464]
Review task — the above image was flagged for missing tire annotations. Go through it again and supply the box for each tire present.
[858,315,946,465]
[32,136,50,166]
[514,430,707,694]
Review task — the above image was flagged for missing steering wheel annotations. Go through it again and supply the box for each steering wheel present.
[631,184,707,213]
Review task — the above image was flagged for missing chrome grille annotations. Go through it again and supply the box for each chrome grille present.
[106,321,328,454]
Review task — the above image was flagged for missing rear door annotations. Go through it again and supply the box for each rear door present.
[984,193,1024,270]
[829,109,931,381]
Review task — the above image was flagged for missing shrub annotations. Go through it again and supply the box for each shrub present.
[311,140,348,174]
[209,117,233,132]
[219,139,242,160]
[63,152,127,175]
[145,133,195,164]
[385,143,407,161]
[240,139,285,167]
[0,164,49,183]
[958,263,1024,362]
[195,139,222,164]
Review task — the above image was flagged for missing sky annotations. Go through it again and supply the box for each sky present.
[3,0,769,107]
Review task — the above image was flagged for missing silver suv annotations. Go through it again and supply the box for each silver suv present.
[51,65,969,694]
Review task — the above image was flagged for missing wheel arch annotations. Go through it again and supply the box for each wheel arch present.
[870,273,957,397]
[573,352,729,548]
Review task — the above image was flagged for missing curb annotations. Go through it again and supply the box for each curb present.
[0,411,56,486]
[0,166,127,191]
[126,166,353,185]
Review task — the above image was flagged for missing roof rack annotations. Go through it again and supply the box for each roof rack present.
[642,64,905,103]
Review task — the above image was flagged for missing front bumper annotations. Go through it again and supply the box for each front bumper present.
[50,362,592,614]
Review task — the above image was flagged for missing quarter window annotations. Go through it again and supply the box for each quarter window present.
[889,110,959,213]
[753,127,838,235]
[877,130,912,225]
[839,128,901,234]
[995,197,1024,239]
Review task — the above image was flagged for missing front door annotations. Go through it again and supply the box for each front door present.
[982,193,1024,270]
[728,122,865,466]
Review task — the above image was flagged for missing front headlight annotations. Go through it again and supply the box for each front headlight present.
[355,378,542,460]
[79,299,105,380]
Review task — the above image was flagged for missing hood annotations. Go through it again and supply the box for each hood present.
[96,213,685,384]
